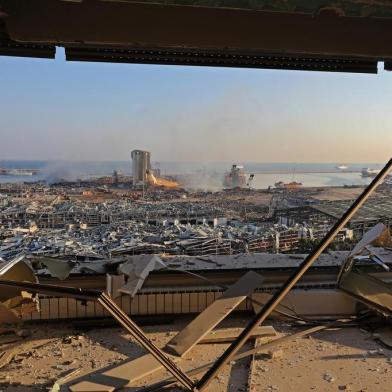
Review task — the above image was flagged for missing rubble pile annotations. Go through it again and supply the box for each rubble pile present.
[0,214,303,262]
[0,184,362,273]
[0,192,306,262]
[0,197,229,228]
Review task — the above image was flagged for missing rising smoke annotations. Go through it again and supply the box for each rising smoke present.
[41,161,128,184]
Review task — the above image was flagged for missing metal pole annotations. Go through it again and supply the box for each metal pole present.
[0,280,195,391]
[141,321,355,392]
[196,158,392,391]
[98,293,195,391]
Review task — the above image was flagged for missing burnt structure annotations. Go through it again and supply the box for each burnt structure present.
[131,149,151,186]
[276,197,392,235]
[223,164,247,189]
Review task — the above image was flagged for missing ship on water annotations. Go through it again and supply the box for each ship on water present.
[0,168,38,176]
[336,164,349,170]
[361,167,381,177]
[361,167,392,178]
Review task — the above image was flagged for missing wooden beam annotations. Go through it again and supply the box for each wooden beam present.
[69,271,263,392]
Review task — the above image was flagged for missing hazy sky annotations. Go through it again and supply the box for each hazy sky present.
[1,49,391,163]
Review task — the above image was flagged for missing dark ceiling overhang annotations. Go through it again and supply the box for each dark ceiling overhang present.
[1,0,392,73]
[0,39,55,59]
[78,0,392,17]
[65,46,378,74]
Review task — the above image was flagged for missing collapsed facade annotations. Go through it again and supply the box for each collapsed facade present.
[276,197,392,236]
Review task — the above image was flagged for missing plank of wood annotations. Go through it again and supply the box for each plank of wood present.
[50,368,81,392]
[200,326,276,344]
[69,271,263,392]
[165,271,264,356]
[69,380,115,392]
[251,290,357,318]
[70,326,274,391]
[0,349,15,369]
[69,353,181,392]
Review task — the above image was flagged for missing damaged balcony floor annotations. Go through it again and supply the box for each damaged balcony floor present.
[1,315,392,392]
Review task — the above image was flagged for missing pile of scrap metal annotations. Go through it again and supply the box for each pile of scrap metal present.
[0,198,229,228]
[0,213,317,261]
[2,213,356,263]
[2,223,392,321]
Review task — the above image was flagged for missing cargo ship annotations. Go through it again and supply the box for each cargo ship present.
[0,168,39,176]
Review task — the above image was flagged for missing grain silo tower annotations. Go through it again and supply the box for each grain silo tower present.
[131,150,151,185]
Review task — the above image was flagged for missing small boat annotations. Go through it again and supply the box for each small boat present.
[361,168,381,178]
[8,169,35,176]
[336,165,348,170]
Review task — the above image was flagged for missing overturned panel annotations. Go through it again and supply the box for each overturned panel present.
[0,256,38,323]
[251,289,358,319]
[35,257,75,281]
[0,257,37,288]
[338,224,392,317]
[349,223,392,258]
[201,325,276,344]
[118,255,162,298]
[339,269,392,317]
[165,271,264,357]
